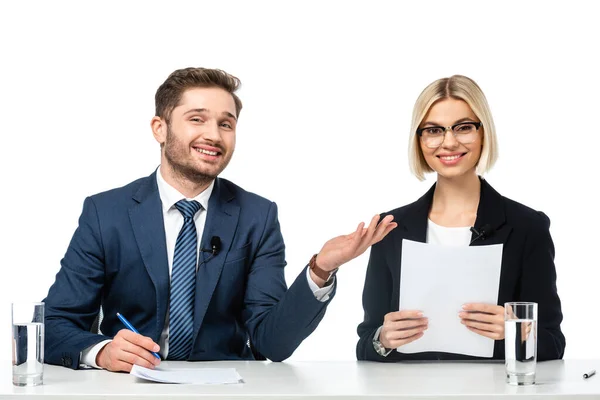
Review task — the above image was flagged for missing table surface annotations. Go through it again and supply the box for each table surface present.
[2,359,600,399]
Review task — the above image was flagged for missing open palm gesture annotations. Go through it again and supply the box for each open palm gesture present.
[316,214,397,272]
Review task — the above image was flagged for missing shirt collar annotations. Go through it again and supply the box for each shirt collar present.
[156,167,214,214]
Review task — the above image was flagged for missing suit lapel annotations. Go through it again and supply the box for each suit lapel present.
[400,178,512,246]
[399,183,435,242]
[191,178,240,347]
[470,178,512,246]
[128,172,169,340]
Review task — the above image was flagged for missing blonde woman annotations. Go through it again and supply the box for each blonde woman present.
[357,75,565,361]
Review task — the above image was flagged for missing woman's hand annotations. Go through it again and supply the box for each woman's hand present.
[379,310,428,349]
[459,303,505,340]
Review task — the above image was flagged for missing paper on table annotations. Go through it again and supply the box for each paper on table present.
[130,364,244,384]
[398,239,503,357]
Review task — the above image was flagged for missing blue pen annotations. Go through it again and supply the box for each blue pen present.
[116,312,161,360]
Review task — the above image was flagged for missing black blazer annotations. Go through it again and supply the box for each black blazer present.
[357,178,565,362]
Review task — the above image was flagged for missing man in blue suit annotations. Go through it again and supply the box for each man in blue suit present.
[43,67,396,371]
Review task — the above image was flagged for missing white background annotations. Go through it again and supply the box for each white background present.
[1,0,598,363]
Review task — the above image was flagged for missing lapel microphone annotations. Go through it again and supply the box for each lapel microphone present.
[201,236,222,256]
[469,224,494,245]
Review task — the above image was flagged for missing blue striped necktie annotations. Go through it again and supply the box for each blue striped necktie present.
[168,199,202,360]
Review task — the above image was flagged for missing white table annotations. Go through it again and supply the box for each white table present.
[2,360,599,399]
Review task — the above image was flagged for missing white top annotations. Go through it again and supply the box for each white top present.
[426,219,471,246]
[5,360,599,398]
[81,170,333,367]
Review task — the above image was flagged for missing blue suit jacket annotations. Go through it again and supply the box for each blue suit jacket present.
[44,172,334,369]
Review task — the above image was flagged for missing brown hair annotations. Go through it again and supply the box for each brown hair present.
[155,67,243,122]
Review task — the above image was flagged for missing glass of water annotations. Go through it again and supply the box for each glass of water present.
[504,302,537,385]
[11,302,44,386]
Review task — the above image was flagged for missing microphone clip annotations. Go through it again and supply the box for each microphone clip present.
[201,236,222,256]
[470,224,494,245]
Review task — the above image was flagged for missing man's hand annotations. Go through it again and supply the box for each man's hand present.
[96,329,161,372]
[310,214,397,286]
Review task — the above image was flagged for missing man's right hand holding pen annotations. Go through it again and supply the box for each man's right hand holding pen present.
[96,313,162,372]
[96,329,161,372]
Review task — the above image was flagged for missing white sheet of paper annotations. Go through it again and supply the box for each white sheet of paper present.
[130,364,244,384]
[398,239,503,357]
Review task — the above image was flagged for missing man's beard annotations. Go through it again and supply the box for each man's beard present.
[163,126,231,186]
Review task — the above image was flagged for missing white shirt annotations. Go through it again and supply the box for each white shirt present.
[373,219,471,354]
[81,169,333,367]
[426,219,472,246]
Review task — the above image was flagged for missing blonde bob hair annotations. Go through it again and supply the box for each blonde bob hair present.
[408,75,499,181]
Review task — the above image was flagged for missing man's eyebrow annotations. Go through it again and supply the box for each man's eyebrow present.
[183,108,237,121]
[222,111,237,121]
[183,108,208,115]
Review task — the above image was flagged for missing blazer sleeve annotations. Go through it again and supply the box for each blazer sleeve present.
[356,239,397,361]
[518,212,565,360]
[43,197,111,369]
[241,202,333,362]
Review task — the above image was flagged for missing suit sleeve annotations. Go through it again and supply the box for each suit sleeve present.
[43,197,111,369]
[241,202,333,362]
[517,212,565,360]
[356,238,397,361]
[357,231,443,362]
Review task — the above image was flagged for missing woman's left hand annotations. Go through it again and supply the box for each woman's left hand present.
[459,303,505,340]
